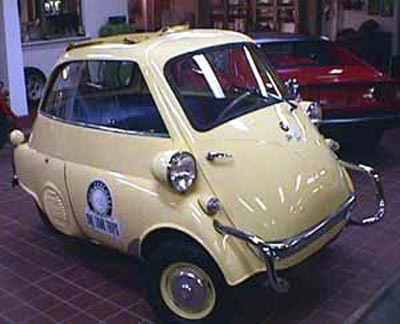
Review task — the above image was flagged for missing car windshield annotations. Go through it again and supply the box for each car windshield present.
[165,43,286,132]
[259,40,359,69]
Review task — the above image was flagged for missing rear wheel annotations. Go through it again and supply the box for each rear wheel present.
[147,240,232,323]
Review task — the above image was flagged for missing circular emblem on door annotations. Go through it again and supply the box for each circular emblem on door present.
[87,180,113,218]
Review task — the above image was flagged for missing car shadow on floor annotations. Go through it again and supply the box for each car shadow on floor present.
[358,275,400,324]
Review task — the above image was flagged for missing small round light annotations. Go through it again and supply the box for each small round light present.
[325,138,341,152]
[167,152,197,193]
[306,102,323,124]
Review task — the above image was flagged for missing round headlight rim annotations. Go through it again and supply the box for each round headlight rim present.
[167,151,198,194]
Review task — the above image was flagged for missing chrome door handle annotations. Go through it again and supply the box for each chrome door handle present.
[206,152,233,162]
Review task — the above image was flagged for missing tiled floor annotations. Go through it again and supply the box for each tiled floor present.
[1,129,400,323]
[360,276,400,324]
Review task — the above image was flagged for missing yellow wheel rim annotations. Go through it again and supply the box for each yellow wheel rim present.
[160,262,217,320]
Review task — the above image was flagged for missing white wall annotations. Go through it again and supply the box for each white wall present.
[341,2,399,54]
[82,0,129,37]
[0,0,128,116]
[22,0,129,79]
[322,0,399,55]
[341,6,398,32]
[0,2,8,87]
[1,0,28,116]
[23,38,86,77]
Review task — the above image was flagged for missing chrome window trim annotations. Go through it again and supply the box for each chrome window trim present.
[38,59,171,139]
[40,111,171,139]
[164,42,287,133]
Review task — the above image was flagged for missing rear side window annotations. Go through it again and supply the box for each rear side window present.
[42,60,168,136]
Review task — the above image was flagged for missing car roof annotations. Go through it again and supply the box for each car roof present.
[62,27,253,66]
[251,32,322,44]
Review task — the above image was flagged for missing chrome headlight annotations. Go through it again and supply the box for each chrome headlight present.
[306,102,323,124]
[167,152,197,193]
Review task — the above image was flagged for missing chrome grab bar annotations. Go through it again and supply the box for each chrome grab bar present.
[214,195,355,294]
[206,151,233,162]
[214,220,290,293]
[339,160,386,226]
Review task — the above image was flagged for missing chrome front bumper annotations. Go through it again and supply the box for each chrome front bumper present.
[214,160,386,293]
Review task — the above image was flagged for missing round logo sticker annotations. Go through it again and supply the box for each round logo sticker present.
[87,180,113,218]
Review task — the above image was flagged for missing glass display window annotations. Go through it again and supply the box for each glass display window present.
[19,0,85,42]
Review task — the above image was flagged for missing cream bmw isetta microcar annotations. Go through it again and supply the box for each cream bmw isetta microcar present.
[11,27,385,323]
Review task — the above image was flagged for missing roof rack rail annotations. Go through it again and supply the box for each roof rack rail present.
[66,24,191,52]
[122,24,190,44]
[158,24,190,35]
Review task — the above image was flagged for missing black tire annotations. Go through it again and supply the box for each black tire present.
[147,240,232,324]
[24,68,46,108]
[0,109,12,150]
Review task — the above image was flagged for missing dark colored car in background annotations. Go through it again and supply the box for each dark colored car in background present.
[254,33,400,147]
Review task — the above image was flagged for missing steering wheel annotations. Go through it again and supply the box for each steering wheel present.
[214,91,252,125]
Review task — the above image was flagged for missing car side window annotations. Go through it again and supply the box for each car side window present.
[42,60,169,136]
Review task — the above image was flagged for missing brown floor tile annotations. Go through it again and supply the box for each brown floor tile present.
[0,294,21,314]
[303,309,344,324]
[37,277,84,300]
[62,313,98,324]
[105,311,143,324]
[28,292,61,312]
[24,314,55,324]
[128,300,156,321]
[14,285,47,303]
[2,304,38,323]
[85,300,121,320]
[69,292,103,311]
[44,302,80,322]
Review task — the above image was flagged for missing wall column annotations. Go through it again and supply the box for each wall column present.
[0,0,28,117]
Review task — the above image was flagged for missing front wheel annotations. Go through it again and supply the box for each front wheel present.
[147,241,232,323]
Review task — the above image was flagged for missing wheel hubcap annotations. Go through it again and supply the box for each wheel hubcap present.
[160,262,216,320]
[27,74,45,102]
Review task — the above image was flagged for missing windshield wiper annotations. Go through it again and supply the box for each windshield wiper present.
[232,87,274,103]
[267,92,298,112]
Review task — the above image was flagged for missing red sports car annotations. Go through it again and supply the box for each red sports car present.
[254,33,400,147]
